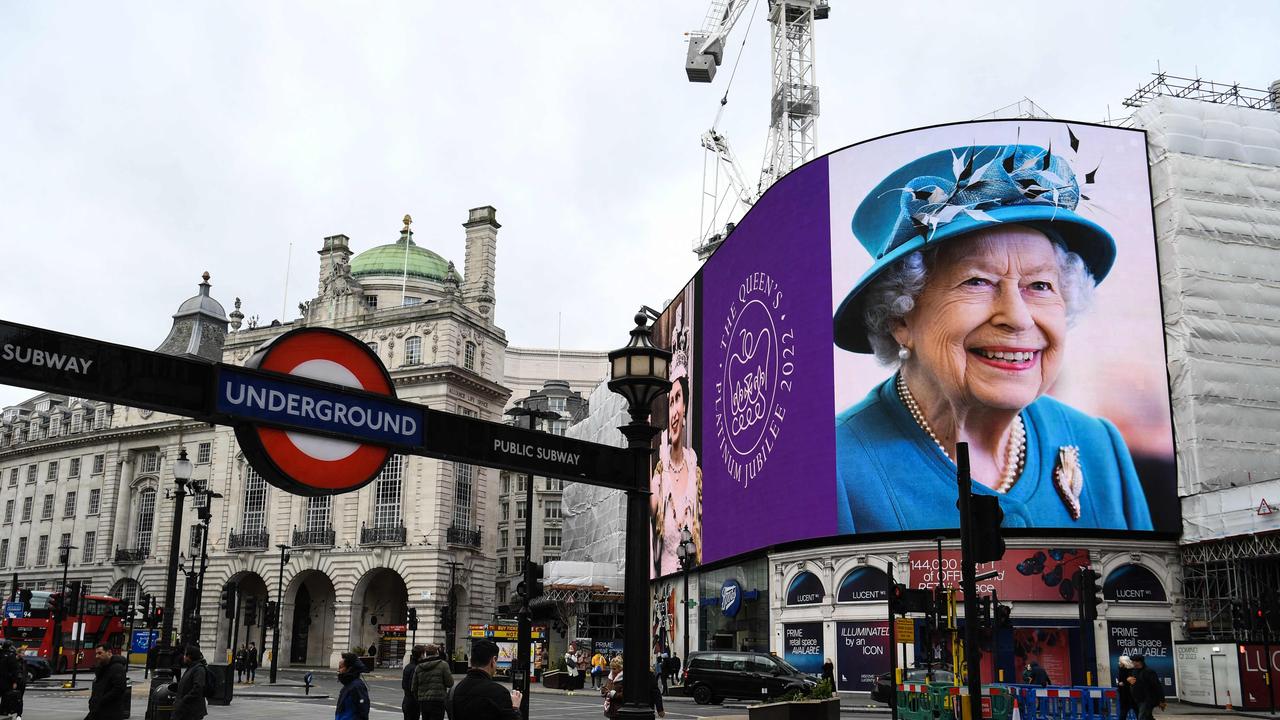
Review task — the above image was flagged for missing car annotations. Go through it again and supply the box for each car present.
[681,651,816,705]
[870,665,955,704]
[22,655,52,683]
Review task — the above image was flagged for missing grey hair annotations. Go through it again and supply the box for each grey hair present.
[863,241,1096,366]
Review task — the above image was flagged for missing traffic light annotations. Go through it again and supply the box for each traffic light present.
[152,605,165,628]
[264,601,279,628]
[439,605,454,631]
[889,583,934,615]
[408,607,419,632]
[67,581,82,616]
[528,563,545,601]
[48,591,63,617]
[220,587,235,618]
[969,495,1006,563]
[17,588,32,607]
[244,597,258,627]
[1073,569,1103,622]
[1232,601,1248,634]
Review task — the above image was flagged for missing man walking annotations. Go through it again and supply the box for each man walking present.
[86,645,129,720]
[0,641,24,720]
[171,646,209,720]
[446,640,520,720]
[413,643,453,720]
[401,645,425,720]
[246,641,259,684]
[1115,655,1137,720]
[1127,655,1166,720]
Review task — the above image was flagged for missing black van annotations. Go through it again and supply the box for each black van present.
[682,651,816,704]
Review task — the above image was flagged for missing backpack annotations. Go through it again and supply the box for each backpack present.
[203,665,220,699]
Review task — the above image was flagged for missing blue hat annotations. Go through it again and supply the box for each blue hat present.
[832,144,1116,353]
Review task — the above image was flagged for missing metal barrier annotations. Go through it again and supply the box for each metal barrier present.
[995,684,1118,720]
[946,685,1015,720]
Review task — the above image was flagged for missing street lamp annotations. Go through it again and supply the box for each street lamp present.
[504,404,558,720]
[270,543,291,683]
[608,308,671,720]
[147,445,192,718]
[676,526,697,671]
[442,556,464,662]
[55,541,77,677]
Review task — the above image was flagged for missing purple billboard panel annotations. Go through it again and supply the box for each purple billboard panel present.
[699,157,837,563]
[836,621,890,691]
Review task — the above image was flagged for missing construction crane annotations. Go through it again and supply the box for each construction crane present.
[686,0,830,260]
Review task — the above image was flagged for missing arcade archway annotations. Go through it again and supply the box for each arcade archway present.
[284,569,336,667]
[351,567,408,666]
[214,571,270,663]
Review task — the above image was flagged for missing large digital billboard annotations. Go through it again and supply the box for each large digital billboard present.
[651,119,1176,575]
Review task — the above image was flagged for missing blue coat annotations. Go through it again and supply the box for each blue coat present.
[835,377,1153,533]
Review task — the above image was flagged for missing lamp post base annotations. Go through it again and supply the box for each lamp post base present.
[614,704,657,720]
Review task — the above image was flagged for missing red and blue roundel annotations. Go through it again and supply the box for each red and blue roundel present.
[231,327,401,496]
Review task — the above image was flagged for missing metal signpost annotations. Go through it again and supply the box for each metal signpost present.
[0,317,654,718]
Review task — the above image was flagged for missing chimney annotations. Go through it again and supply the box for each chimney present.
[461,207,499,318]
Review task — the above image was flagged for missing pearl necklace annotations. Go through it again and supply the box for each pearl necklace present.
[895,374,1026,493]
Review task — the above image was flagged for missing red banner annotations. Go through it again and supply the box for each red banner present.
[907,548,1092,601]
[1238,644,1280,710]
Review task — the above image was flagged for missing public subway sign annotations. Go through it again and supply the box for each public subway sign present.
[0,318,639,495]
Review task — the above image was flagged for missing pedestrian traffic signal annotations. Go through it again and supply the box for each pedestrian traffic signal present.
[264,601,279,628]
[969,494,1006,563]
[439,605,454,631]
[67,581,82,616]
[220,587,235,618]
[1073,568,1103,622]
[528,563,545,601]
[48,592,62,616]
[244,597,258,626]
[408,607,418,632]
[152,606,165,628]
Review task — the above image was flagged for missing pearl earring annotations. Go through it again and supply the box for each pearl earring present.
[897,346,911,362]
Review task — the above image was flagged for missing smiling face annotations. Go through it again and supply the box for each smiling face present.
[668,376,687,447]
[892,225,1068,413]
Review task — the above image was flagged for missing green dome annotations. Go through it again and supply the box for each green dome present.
[350,232,451,281]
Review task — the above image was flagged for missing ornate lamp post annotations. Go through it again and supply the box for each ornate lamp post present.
[269,542,291,683]
[676,525,697,674]
[608,309,671,720]
[146,446,192,719]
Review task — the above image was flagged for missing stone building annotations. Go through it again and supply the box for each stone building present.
[0,208,521,668]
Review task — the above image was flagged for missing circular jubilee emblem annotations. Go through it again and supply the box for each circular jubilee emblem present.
[714,272,795,488]
[232,327,397,496]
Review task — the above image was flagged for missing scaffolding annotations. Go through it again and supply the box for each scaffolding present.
[1125,72,1280,112]
[1181,533,1280,640]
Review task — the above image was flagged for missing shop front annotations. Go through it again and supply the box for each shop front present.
[700,560,770,654]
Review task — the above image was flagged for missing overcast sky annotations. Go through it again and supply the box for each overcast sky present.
[2,2,1276,409]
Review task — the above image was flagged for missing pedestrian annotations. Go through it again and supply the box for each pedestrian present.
[247,641,259,684]
[591,650,606,689]
[234,644,246,684]
[603,664,664,719]
[654,653,666,694]
[413,643,453,720]
[0,640,24,720]
[1115,655,1137,720]
[665,653,681,687]
[336,652,371,720]
[1022,661,1050,686]
[446,640,520,720]
[171,646,209,720]
[564,644,580,689]
[401,645,425,720]
[1127,655,1166,720]
[86,645,129,720]
[822,658,835,688]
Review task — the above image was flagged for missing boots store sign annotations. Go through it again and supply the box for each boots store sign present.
[0,320,636,495]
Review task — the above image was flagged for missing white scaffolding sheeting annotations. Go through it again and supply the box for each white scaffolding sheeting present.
[561,381,629,565]
[544,560,624,593]
[1135,96,1280,540]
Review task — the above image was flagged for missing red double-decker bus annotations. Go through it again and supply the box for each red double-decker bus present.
[2,591,127,671]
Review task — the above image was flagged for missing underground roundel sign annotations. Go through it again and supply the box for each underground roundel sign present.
[221,327,417,496]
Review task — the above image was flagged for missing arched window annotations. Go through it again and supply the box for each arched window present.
[134,488,157,552]
[241,466,267,531]
[404,336,422,366]
[372,455,403,528]
[463,342,477,371]
[785,571,825,606]
[110,578,141,607]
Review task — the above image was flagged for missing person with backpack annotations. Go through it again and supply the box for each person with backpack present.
[86,645,129,720]
[336,652,371,720]
[171,646,211,720]
[401,645,425,720]
[412,643,453,720]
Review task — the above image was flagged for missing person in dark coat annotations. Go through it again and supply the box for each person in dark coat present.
[413,644,453,720]
[822,658,835,688]
[401,645,426,720]
[1115,655,1137,720]
[247,641,259,684]
[86,645,130,720]
[1127,655,1166,720]
[604,669,665,719]
[445,640,520,720]
[1022,661,1051,686]
[0,640,25,719]
[171,646,208,720]
[336,652,371,720]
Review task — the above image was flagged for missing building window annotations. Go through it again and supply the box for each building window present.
[544,555,560,564]
[516,557,525,573]
[550,419,567,436]
[68,458,80,478]
[21,498,32,523]
[546,477,563,492]
[134,488,157,551]
[241,466,267,531]
[63,492,77,518]
[516,476,527,493]
[364,295,378,310]
[515,528,526,548]
[92,455,104,475]
[189,524,204,553]
[402,296,422,306]
[501,503,509,522]
[196,442,212,465]
[27,421,39,442]
[93,406,108,430]
[70,413,82,434]
[305,495,332,532]
[516,501,527,520]
[452,463,474,531]
[26,465,37,484]
[371,455,403,528]
[499,557,508,575]
[87,489,101,516]
[548,397,567,413]
[49,415,61,437]
[545,500,561,520]
[41,495,54,521]
[2,500,12,524]
[404,336,422,366]
[501,475,510,495]
[140,450,160,474]
[82,533,95,563]
[15,538,27,567]
[544,528,561,548]
[0,539,7,568]
[463,342,477,371]
[7,469,15,487]
[35,535,48,566]
[46,461,58,482]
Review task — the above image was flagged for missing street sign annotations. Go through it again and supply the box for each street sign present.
[3,602,23,619]
[894,618,915,644]
[131,629,160,654]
